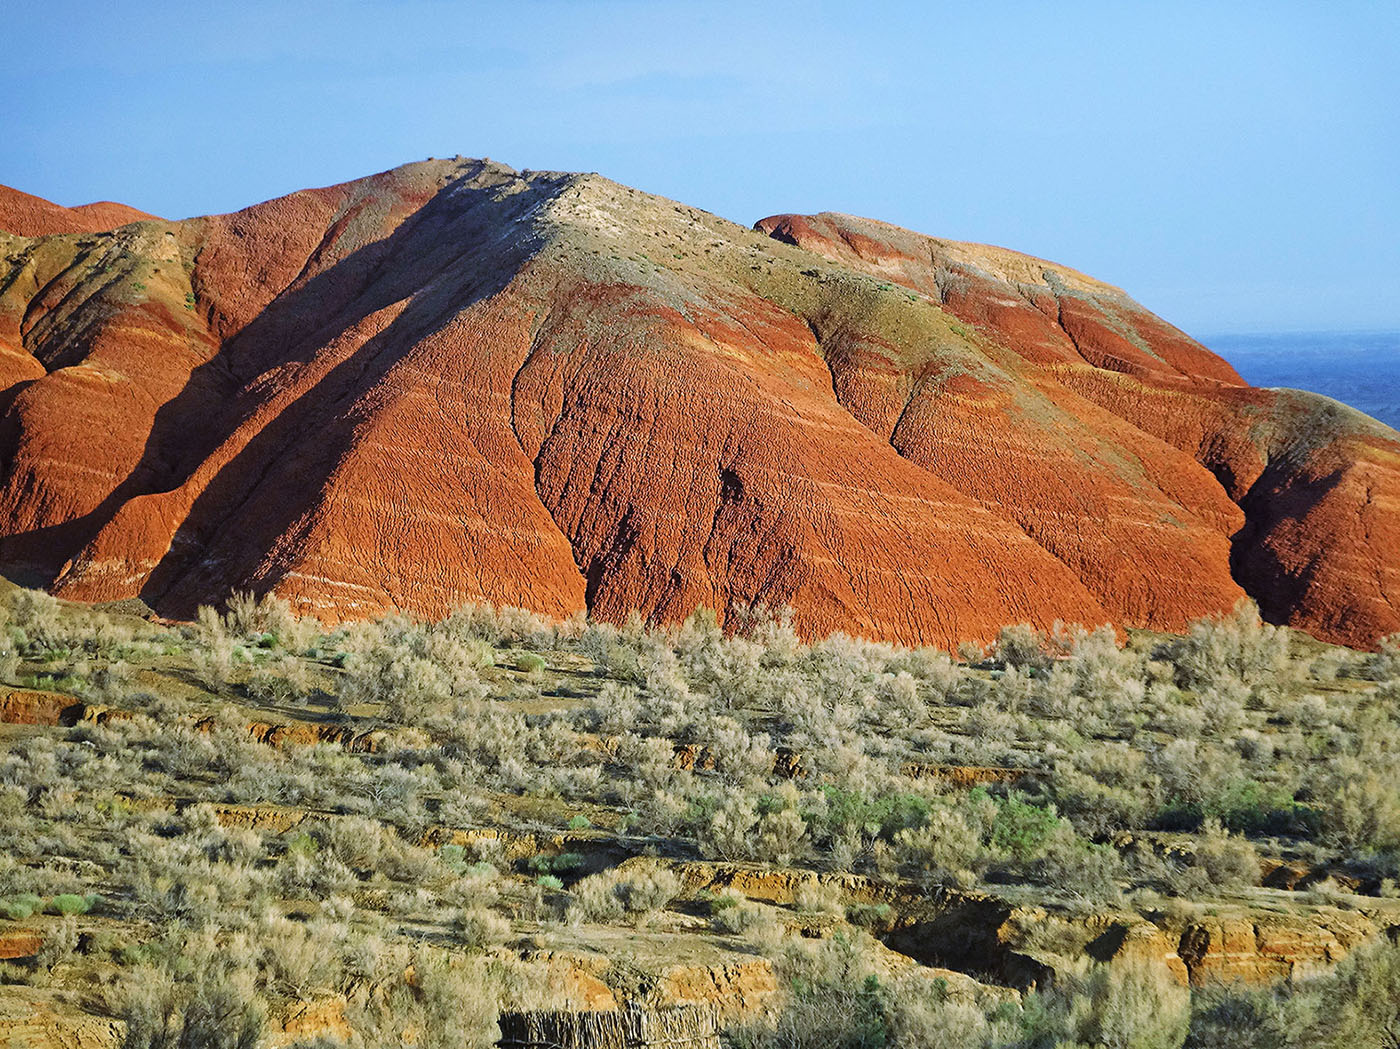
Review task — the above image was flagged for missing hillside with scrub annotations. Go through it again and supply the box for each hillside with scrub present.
[1,584,1399,1047]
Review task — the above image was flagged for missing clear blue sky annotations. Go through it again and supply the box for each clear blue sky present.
[4,0,1397,334]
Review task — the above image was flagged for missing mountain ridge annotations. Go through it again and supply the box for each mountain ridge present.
[0,157,1395,648]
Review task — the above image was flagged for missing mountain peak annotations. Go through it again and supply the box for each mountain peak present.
[0,161,1394,648]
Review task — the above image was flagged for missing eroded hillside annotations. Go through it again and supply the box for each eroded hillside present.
[0,161,1396,647]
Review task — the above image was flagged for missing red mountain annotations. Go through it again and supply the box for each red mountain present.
[0,159,1394,648]
[0,185,157,237]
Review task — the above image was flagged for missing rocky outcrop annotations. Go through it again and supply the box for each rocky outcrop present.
[0,162,1395,647]
[267,997,352,1046]
[0,986,123,1049]
[1173,909,1386,986]
[0,925,43,960]
[649,963,778,1019]
[0,689,84,726]
[990,901,1400,990]
[663,857,1400,992]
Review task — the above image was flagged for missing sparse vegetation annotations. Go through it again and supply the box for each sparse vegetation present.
[0,585,1394,1044]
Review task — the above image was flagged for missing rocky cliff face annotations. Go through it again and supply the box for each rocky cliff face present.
[0,161,1395,647]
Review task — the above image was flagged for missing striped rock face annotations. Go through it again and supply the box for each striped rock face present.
[0,161,1395,649]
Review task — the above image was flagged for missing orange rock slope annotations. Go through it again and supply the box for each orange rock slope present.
[0,160,1395,648]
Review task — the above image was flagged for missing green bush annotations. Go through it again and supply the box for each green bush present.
[48,893,99,916]
[986,792,1061,863]
[527,852,585,875]
[0,894,42,920]
[438,844,469,874]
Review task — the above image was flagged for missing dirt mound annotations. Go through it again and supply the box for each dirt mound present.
[0,162,1394,647]
[0,185,156,236]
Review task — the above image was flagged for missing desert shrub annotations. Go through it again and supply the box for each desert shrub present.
[845,902,894,932]
[1203,938,1400,1049]
[89,659,133,701]
[256,913,349,997]
[1059,959,1191,1049]
[696,794,759,860]
[244,656,311,704]
[894,805,986,887]
[442,602,561,649]
[115,962,266,1049]
[526,852,584,876]
[732,602,803,666]
[965,702,1018,742]
[36,915,78,970]
[1312,760,1400,853]
[1035,825,1123,904]
[995,623,1050,670]
[220,591,319,652]
[1366,634,1400,683]
[454,905,509,949]
[334,615,489,723]
[987,793,1062,864]
[1189,819,1261,889]
[342,947,501,1049]
[694,715,774,786]
[8,588,65,650]
[48,892,98,916]
[708,888,766,933]
[1282,937,1400,1049]
[1172,600,1290,690]
[882,979,997,1049]
[515,651,546,677]
[0,893,41,920]
[807,788,932,852]
[793,881,844,916]
[1184,987,1283,1049]
[437,843,469,875]
[1054,744,1158,837]
[568,864,680,926]
[731,933,1012,1049]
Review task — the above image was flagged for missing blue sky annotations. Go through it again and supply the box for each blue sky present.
[4,0,1397,334]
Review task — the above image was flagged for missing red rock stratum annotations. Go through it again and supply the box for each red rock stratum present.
[0,160,1395,647]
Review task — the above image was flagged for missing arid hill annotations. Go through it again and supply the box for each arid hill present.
[0,184,157,238]
[0,159,1395,647]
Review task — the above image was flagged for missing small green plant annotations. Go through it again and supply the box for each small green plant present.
[845,902,893,929]
[567,814,592,831]
[526,852,584,877]
[536,874,564,891]
[0,894,42,920]
[48,893,99,916]
[285,831,319,858]
[516,651,547,677]
[438,844,468,874]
